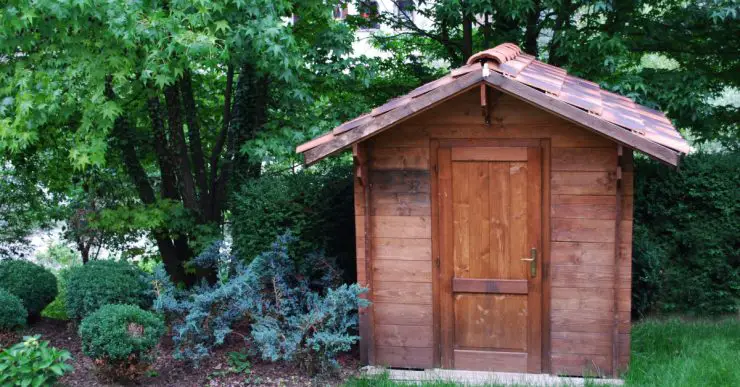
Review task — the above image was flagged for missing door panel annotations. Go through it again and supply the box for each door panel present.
[438,143,542,373]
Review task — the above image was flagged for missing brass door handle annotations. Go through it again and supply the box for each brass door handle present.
[520,247,537,278]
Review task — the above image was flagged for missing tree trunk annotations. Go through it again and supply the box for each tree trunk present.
[461,1,473,62]
[164,83,199,213]
[523,1,542,55]
[548,0,573,66]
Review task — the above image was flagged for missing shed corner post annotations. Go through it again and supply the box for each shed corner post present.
[612,144,624,378]
[353,142,375,365]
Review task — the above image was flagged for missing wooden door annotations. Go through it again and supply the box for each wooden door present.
[438,143,543,373]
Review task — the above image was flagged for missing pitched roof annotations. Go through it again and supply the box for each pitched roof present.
[297,43,689,166]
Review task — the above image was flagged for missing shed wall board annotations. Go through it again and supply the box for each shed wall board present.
[353,89,633,376]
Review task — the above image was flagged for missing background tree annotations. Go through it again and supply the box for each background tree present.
[371,0,739,147]
[0,0,362,283]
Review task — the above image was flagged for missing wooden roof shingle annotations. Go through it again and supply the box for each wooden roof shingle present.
[297,43,689,166]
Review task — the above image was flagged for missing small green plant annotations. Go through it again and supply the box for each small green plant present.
[0,260,58,317]
[0,335,73,386]
[0,289,27,331]
[227,351,252,374]
[66,260,150,319]
[79,304,165,382]
[41,269,71,320]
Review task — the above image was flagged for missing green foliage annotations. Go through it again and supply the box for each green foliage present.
[633,151,740,316]
[0,335,73,386]
[0,260,57,317]
[41,269,71,321]
[230,162,356,280]
[35,243,80,271]
[0,289,27,331]
[79,304,165,361]
[65,260,150,320]
[153,233,368,373]
[79,304,165,381]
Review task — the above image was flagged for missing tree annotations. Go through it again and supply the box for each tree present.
[371,0,739,146]
[0,0,359,283]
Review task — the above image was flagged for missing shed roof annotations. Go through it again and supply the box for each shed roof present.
[297,43,689,166]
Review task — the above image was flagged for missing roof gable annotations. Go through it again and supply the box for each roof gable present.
[298,43,689,166]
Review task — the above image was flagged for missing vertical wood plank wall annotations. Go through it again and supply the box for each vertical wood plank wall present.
[354,89,633,375]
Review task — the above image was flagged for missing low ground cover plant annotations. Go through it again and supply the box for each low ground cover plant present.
[153,233,368,374]
[0,260,57,318]
[66,260,150,319]
[79,304,165,382]
[0,335,73,386]
[0,289,27,331]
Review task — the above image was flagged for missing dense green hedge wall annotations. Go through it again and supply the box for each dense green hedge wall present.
[230,162,356,282]
[632,151,739,316]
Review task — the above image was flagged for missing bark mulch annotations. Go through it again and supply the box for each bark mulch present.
[3,318,360,386]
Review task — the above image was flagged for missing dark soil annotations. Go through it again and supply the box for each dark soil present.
[6,318,361,386]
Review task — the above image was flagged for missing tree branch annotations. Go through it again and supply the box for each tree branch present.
[180,70,209,206]
[164,82,199,213]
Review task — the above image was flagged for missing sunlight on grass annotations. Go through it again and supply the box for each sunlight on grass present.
[345,319,740,387]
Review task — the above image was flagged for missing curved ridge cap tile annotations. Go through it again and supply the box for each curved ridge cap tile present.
[466,42,521,65]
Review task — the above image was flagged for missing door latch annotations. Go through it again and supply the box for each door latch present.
[520,247,537,278]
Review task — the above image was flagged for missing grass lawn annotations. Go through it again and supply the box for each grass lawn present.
[345,318,740,387]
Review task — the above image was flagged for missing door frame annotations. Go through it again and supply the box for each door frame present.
[430,138,552,373]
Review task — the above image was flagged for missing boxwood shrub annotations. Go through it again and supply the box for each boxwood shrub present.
[0,289,27,330]
[66,260,150,320]
[79,304,164,381]
[0,260,57,317]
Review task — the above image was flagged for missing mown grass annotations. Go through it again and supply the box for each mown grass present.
[625,318,740,386]
[345,318,740,387]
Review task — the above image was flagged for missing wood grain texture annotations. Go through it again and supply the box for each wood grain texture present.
[551,195,617,220]
[370,191,431,216]
[373,259,432,283]
[372,147,429,170]
[375,324,434,348]
[452,278,528,294]
[451,146,528,161]
[374,303,434,326]
[374,281,433,305]
[552,332,612,356]
[370,216,431,238]
[551,148,617,171]
[375,346,434,369]
[551,354,610,377]
[551,171,617,195]
[552,218,616,243]
[372,238,431,261]
[370,170,430,193]
[551,242,615,266]
[454,350,528,372]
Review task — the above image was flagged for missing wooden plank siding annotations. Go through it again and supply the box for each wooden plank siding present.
[367,128,435,369]
[353,89,632,375]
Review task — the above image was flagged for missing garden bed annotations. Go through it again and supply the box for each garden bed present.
[4,318,360,386]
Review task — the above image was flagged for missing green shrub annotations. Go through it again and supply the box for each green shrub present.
[0,335,73,386]
[0,289,27,330]
[66,260,150,320]
[0,260,57,317]
[230,162,356,281]
[79,304,165,381]
[153,233,367,374]
[41,269,71,320]
[633,151,740,316]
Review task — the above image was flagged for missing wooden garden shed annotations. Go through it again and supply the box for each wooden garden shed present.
[296,43,689,377]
